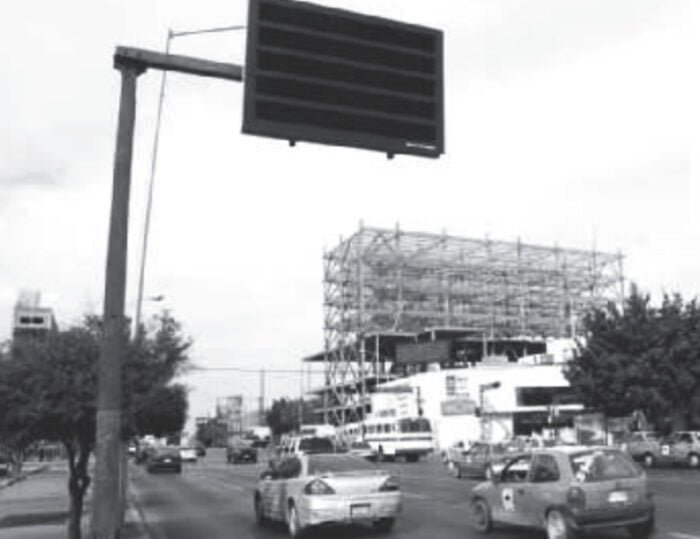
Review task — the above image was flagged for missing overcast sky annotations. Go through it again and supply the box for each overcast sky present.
[1,0,695,428]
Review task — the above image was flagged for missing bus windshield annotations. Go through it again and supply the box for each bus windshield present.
[398,418,431,433]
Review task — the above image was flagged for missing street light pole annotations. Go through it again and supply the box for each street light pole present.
[92,46,243,539]
[92,61,143,539]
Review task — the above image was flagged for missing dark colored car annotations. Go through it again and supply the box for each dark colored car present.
[453,442,514,479]
[227,439,258,464]
[146,446,182,473]
[195,441,207,457]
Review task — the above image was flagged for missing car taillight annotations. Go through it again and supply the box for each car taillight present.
[379,476,400,492]
[566,486,586,511]
[304,479,335,495]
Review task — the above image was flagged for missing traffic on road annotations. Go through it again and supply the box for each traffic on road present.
[128,445,700,539]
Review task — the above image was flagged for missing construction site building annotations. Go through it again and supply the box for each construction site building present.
[306,224,625,425]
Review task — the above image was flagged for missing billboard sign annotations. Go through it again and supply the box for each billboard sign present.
[244,0,444,158]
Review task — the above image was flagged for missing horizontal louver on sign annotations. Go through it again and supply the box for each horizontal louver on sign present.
[243,0,444,157]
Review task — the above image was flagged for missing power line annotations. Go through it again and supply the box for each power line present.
[189,365,322,375]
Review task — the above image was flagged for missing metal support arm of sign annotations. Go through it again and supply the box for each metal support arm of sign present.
[91,47,243,539]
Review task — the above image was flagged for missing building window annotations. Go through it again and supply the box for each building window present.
[446,375,456,397]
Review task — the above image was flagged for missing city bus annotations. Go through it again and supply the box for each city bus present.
[362,416,434,462]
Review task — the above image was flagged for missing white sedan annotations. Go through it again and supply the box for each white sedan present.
[254,453,401,537]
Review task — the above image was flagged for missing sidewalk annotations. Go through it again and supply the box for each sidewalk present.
[0,461,148,538]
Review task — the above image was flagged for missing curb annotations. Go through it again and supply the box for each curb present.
[0,465,49,491]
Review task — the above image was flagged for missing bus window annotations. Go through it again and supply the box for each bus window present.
[398,418,431,433]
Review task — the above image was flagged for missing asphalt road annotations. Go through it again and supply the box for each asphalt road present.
[129,449,700,539]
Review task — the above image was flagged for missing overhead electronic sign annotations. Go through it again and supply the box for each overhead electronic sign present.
[243,0,444,158]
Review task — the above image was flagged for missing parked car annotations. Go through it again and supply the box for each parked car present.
[227,439,258,464]
[619,431,661,468]
[347,440,378,461]
[254,453,401,537]
[657,431,700,468]
[180,447,198,463]
[145,446,182,474]
[470,446,655,539]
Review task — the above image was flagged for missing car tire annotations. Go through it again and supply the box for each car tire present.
[545,509,578,539]
[174,466,182,474]
[287,502,304,538]
[373,517,395,533]
[628,515,654,538]
[643,453,655,468]
[470,498,492,533]
[688,453,700,469]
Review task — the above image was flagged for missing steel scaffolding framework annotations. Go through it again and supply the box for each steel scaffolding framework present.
[319,224,625,425]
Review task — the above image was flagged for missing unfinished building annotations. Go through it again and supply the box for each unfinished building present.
[306,224,625,425]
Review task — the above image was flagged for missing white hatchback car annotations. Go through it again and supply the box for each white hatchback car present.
[255,453,402,537]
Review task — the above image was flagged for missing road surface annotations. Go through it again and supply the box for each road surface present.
[129,449,700,539]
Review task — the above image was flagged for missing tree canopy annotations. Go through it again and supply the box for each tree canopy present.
[265,397,320,436]
[565,285,700,432]
[0,311,191,539]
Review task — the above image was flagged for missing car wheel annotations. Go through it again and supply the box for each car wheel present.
[546,509,578,539]
[643,453,655,468]
[174,466,182,474]
[373,517,395,533]
[470,498,492,533]
[628,515,654,538]
[688,453,700,468]
[287,502,304,538]
[254,495,266,525]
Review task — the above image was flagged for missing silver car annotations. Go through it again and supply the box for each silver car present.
[254,453,402,537]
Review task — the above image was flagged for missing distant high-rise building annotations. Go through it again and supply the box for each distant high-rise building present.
[12,289,56,340]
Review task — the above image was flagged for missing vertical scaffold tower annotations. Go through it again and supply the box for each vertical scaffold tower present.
[320,224,625,425]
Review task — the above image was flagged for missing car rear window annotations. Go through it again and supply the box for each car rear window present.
[570,450,640,482]
[308,455,377,475]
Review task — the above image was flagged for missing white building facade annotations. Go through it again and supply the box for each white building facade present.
[376,362,582,450]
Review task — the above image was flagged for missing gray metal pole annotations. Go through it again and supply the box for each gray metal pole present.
[91,63,142,539]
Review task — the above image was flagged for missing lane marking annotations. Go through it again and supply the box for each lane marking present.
[669,533,700,539]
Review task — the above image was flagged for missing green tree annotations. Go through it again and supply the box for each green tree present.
[565,285,700,432]
[265,397,320,436]
[0,311,191,539]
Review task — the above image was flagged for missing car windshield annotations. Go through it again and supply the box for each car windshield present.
[570,450,640,482]
[308,455,378,475]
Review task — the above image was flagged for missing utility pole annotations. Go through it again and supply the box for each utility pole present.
[259,367,266,426]
[92,60,142,539]
[92,47,242,539]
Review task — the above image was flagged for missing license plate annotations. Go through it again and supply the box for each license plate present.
[608,491,629,504]
[164,458,171,463]
[351,504,371,519]
[661,445,670,455]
